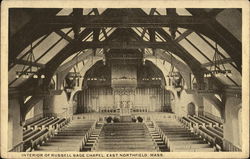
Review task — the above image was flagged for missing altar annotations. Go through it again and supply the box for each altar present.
[119,101,132,122]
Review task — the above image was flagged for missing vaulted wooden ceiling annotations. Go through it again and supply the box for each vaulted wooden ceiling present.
[9,8,242,92]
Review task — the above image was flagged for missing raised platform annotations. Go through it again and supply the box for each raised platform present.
[72,112,176,122]
[120,115,132,122]
[94,123,157,152]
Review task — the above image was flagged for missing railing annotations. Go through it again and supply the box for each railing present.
[9,142,24,152]
[223,139,242,151]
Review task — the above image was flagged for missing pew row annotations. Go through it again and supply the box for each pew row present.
[179,116,223,151]
[34,119,98,152]
[152,119,215,152]
[23,117,69,151]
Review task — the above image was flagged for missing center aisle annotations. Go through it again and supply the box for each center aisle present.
[93,123,158,152]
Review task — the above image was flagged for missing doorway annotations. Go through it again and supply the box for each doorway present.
[187,102,196,116]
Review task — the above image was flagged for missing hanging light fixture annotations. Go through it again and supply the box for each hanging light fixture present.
[165,51,179,86]
[204,43,232,78]
[71,51,82,80]
[16,43,45,79]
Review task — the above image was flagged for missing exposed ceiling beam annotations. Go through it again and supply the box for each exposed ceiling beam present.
[133,8,227,90]
[195,32,238,71]
[76,41,175,49]
[9,34,49,70]
[9,28,74,86]
[148,28,156,55]
[9,9,63,67]
[44,15,209,28]
[207,9,224,17]
[201,58,233,68]
[55,30,73,42]
[154,49,191,72]
[14,59,45,68]
[55,49,94,73]
[186,9,242,73]
[92,8,108,40]
[140,28,147,39]
[175,29,193,42]
[135,28,149,41]
[145,48,192,87]
[149,8,156,15]
[176,29,239,87]
[140,9,157,41]
[72,8,83,39]
[155,29,225,90]
[93,28,100,42]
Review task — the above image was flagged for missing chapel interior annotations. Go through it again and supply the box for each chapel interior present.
[8,8,242,152]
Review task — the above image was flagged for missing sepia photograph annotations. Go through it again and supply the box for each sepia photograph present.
[1,0,249,158]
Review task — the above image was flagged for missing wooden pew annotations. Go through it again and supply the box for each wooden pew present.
[173,147,215,152]
[23,129,33,136]
[49,118,67,130]
[200,116,219,127]
[204,116,223,128]
[170,143,210,152]
[36,146,81,152]
[193,126,215,145]
[214,125,223,133]
[23,129,41,141]
[41,118,59,129]
[40,118,65,138]
[30,129,51,151]
[168,140,205,145]
[183,117,198,127]
[23,129,49,151]
[188,116,205,126]
[155,120,214,152]
[165,136,199,147]
[34,117,54,129]
[200,127,223,141]
[23,118,70,151]
[193,116,212,127]
[179,117,192,129]
[23,117,47,130]
[207,126,223,138]
[198,126,223,150]
[26,117,49,129]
